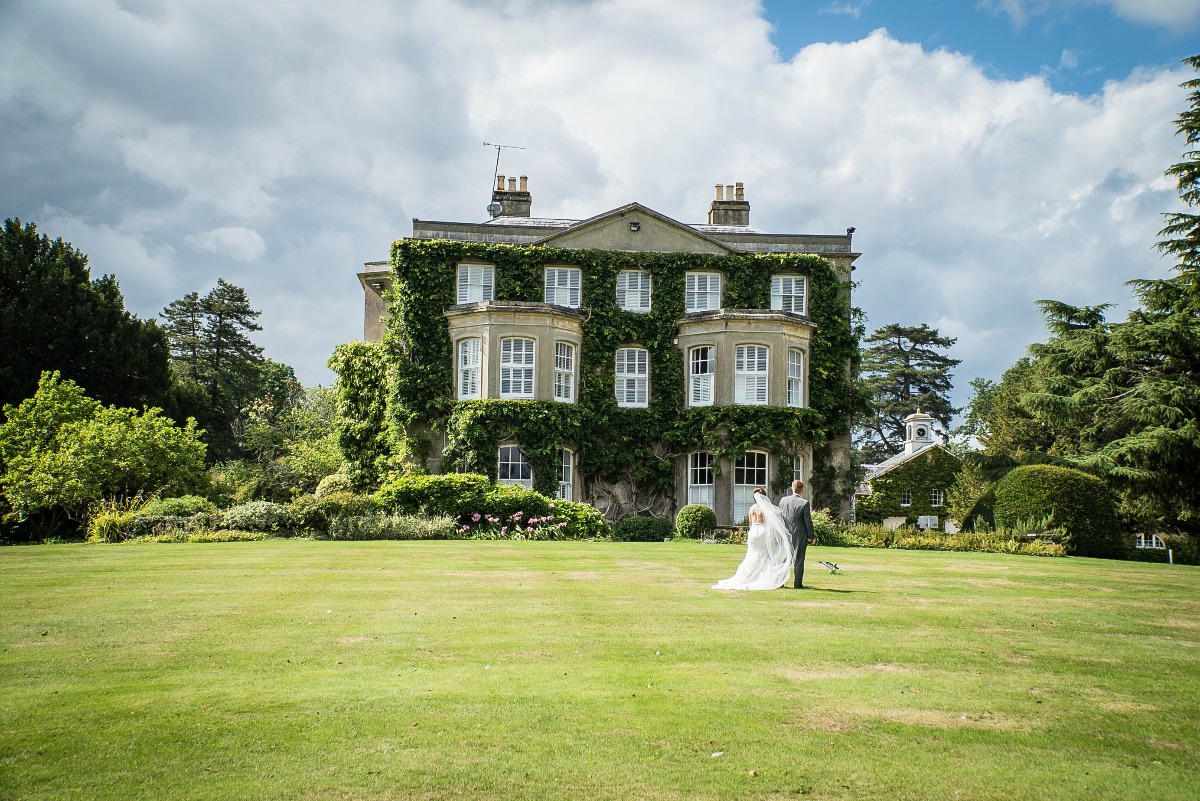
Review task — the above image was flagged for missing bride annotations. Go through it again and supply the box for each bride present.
[713,487,794,591]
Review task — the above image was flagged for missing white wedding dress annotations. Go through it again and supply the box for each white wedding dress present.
[713,492,795,591]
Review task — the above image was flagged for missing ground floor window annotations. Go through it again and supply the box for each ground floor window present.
[557,448,573,501]
[1135,533,1166,550]
[498,445,532,489]
[732,451,768,524]
[899,490,912,507]
[930,489,944,507]
[688,452,714,508]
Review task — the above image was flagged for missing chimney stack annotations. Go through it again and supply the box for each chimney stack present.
[708,181,750,226]
[491,174,532,217]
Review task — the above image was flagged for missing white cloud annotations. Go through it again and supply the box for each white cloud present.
[819,1,872,19]
[185,226,267,262]
[0,0,1190,412]
[980,0,1200,29]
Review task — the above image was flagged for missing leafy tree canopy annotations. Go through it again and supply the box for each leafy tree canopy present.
[0,218,172,413]
[856,322,960,461]
[0,372,207,537]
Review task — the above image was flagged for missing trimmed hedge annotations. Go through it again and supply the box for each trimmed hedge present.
[675,504,717,539]
[613,516,674,542]
[994,465,1123,558]
[375,473,611,540]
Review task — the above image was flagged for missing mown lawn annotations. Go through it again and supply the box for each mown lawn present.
[1,540,1197,800]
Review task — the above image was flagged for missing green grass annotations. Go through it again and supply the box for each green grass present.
[2,541,1198,800]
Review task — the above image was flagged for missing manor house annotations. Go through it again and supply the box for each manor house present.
[356,178,859,524]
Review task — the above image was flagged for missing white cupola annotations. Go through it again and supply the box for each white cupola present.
[903,409,936,454]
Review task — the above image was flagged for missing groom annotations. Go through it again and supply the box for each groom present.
[779,480,814,589]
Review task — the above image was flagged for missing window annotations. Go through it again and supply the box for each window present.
[616,270,651,312]
[688,452,714,508]
[557,449,574,501]
[917,515,939,530]
[457,338,481,399]
[689,346,714,406]
[733,451,768,524]
[771,275,807,314]
[500,337,535,398]
[498,445,532,489]
[793,456,804,484]
[787,348,804,408]
[544,267,581,308]
[1135,533,1166,550]
[553,342,575,402]
[899,490,912,507]
[615,348,648,407]
[457,264,494,304]
[685,272,721,312]
[734,345,768,405]
[930,489,944,507]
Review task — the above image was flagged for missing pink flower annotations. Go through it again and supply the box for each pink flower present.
[558,522,568,528]
[548,503,555,509]
[472,513,481,522]
[500,526,507,535]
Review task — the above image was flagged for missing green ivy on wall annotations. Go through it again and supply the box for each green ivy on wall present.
[856,447,962,525]
[333,240,859,508]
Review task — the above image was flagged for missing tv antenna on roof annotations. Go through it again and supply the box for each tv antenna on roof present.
[484,141,525,217]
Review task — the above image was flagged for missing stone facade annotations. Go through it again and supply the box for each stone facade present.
[358,180,860,524]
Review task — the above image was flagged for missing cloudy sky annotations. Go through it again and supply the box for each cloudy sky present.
[2,0,1197,418]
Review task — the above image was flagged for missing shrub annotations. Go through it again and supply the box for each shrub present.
[675,504,716,539]
[314,473,352,498]
[994,465,1123,558]
[546,500,611,540]
[812,508,836,543]
[327,514,454,541]
[613,516,674,542]
[139,495,215,517]
[222,501,291,533]
[375,473,492,516]
[288,492,380,535]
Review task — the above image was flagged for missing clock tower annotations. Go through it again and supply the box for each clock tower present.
[903,409,936,454]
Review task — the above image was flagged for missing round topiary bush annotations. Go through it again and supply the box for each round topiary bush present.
[993,464,1123,558]
[314,473,352,498]
[675,504,717,539]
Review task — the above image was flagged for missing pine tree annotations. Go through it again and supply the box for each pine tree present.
[856,323,961,460]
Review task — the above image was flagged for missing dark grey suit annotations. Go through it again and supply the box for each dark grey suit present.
[779,492,814,588]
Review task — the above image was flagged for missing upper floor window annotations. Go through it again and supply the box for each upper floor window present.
[685,272,721,312]
[930,489,944,507]
[545,267,581,308]
[734,345,768,405]
[553,342,575,403]
[689,346,714,406]
[458,338,481,399]
[787,348,804,408]
[793,456,804,484]
[498,445,532,489]
[457,264,494,304]
[557,448,574,501]
[500,337,535,398]
[615,347,649,408]
[899,490,912,507]
[616,270,651,312]
[771,275,807,315]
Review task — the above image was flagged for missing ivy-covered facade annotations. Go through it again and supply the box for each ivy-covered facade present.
[341,180,862,524]
[855,411,963,529]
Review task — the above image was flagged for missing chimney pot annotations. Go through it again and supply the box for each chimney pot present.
[508,177,517,192]
[519,175,528,192]
[714,184,723,200]
[496,175,506,191]
[725,185,734,201]
[735,182,744,201]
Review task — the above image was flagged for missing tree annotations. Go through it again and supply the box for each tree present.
[0,372,207,538]
[0,218,172,412]
[856,323,961,461]
[160,279,267,461]
[976,56,1200,534]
